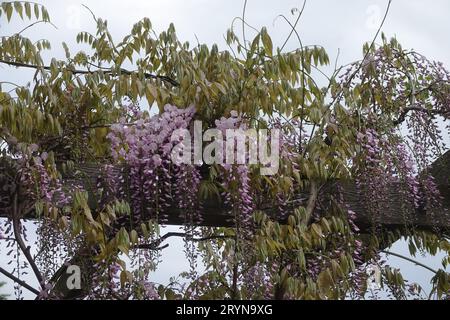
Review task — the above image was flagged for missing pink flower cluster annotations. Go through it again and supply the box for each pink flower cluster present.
[18,146,71,210]
[354,127,440,220]
[107,105,197,221]
[215,113,255,227]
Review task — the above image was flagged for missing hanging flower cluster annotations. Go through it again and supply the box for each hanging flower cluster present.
[355,129,418,218]
[215,112,255,229]
[107,105,197,223]
[335,39,449,245]
[269,118,305,219]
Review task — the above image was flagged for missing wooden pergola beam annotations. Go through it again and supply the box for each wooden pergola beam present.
[57,150,450,232]
[1,151,449,232]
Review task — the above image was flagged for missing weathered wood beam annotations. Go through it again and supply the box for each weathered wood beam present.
[1,151,449,232]
[65,151,450,232]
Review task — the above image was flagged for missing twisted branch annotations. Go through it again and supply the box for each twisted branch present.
[135,232,233,250]
[0,266,40,296]
[0,59,179,87]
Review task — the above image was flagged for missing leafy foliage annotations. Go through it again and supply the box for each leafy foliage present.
[0,1,449,300]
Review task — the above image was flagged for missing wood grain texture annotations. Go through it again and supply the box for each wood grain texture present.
[1,151,449,232]
[61,151,450,232]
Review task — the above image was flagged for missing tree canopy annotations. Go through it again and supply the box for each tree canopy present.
[0,1,449,300]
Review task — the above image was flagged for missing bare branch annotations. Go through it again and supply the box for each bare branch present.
[135,232,233,250]
[0,59,179,87]
[381,250,438,274]
[393,105,449,125]
[12,193,45,289]
[15,20,57,35]
[277,0,307,52]
[0,266,40,296]
[242,0,248,50]
[308,0,393,149]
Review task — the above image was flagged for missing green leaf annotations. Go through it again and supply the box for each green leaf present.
[130,230,139,244]
[117,244,129,256]
[14,2,23,19]
[250,34,260,52]
[62,42,71,59]
[34,3,40,20]
[41,6,50,22]
[24,2,31,19]
[311,223,323,238]
[317,269,334,296]
[117,227,130,254]
[5,3,13,22]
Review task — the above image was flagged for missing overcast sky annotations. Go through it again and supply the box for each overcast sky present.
[1,0,449,299]
[2,0,450,65]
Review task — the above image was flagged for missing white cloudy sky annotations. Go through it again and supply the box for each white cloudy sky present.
[2,0,450,85]
[1,0,449,299]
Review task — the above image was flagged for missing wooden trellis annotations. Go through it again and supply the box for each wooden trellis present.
[58,150,450,232]
[0,151,449,231]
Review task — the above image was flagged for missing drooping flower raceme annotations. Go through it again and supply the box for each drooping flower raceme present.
[107,105,197,223]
